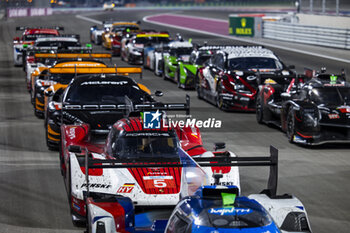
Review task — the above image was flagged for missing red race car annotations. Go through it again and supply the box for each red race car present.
[13,26,63,66]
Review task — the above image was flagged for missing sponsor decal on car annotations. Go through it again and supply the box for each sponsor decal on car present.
[81,183,112,189]
[143,176,176,189]
[117,183,135,194]
[328,114,340,119]
[209,207,252,216]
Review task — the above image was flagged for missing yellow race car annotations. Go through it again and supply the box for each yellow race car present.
[101,22,141,55]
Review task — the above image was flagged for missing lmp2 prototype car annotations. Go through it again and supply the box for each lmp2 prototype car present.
[31,53,111,118]
[257,68,350,145]
[121,31,170,65]
[45,67,146,150]
[13,26,62,66]
[62,104,240,226]
[196,46,295,111]
[84,146,311,233]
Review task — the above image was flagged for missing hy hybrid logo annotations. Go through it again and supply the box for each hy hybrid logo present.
[143,110,162,129]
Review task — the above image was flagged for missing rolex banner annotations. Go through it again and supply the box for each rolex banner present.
[229,15,262,37]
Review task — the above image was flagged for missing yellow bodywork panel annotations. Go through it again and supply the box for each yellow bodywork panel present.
[137,83,151,95]
[35,53,111,59]
[49,67,142,74]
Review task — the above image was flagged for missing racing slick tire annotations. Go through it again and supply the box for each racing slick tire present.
[45,122,59,151]
[195,73,203,99]
[176,68,181,88]
[59,140,65,177]
[286,108,296,143]
[67,160,85,227]
[216,82,225,110]
[34,107,44,119]
[256,96,264,124]
[162,64,167,80]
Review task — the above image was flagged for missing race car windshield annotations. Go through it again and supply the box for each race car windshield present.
[197,198,273,229]
[134,37,170,44]
[65,82,152,104]
[170,48,193,56]
[23,34,57,41]
[310,87,350,106]
[44,73,76,84]
[195,54,211,65]
[228,57,283,70]
[35,41,80,48]
[112,25,140,32]
[111,132,178,159]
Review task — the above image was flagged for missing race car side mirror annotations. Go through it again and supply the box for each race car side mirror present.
[13,37,20,42]
[154,90,163,97]
[68,145,82,153]
[214,142,225,151]
[288,65,295,69]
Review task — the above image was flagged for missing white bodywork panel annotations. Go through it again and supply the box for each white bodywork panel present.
[249,194,312,233]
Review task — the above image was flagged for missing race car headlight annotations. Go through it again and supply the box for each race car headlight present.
[230,81,244,90]
[48,102,56,112]
[36,80,43,88]
[130,49,142,56]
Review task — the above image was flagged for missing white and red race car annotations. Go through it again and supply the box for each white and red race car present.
[60,110,239,225]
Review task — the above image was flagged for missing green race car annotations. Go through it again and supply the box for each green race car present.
[162,41,193,85]
[176,46,216,89]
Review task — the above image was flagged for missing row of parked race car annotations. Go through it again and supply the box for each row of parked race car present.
[10,22,333,233]
[91,20,350,146]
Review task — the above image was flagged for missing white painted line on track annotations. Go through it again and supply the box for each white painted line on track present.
[143,13,350,64]
[161,12,227,23]
[76,14,102,25]
[76,13,350,64]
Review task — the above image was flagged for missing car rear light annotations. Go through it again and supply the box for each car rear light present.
[27,56,35,63]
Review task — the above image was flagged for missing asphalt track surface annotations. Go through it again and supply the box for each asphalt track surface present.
[0,9,350,233]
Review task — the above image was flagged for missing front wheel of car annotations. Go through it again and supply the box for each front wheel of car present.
[256,97,264,124]
[286,108,296,143]
[196,75,203,99]
[176,68,181,88]
[216,82,224,110]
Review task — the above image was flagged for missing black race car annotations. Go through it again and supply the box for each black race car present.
[196,46,295,111]
[45,70,151,150]
[257,69,350,145]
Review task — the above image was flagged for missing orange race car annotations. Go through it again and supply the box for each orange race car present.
[30,53,112,118]
[43,66,147,150]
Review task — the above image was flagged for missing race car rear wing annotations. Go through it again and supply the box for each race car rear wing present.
[125,94,190,116]
[81,145,279,198]
[16,26,64,31]
[35,53,111,59]
[49,66,142,78]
